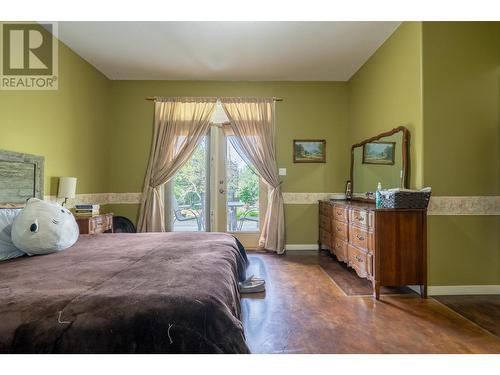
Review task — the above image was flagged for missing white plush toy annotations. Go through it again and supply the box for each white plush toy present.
[11,198,79,255]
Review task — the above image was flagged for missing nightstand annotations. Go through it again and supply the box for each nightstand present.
[75,213,114,234]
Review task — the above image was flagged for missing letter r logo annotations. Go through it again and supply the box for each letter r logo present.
[2,23,53,75]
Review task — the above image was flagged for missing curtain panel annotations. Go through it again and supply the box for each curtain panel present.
[221,98,285,254]
[137,98,217,232]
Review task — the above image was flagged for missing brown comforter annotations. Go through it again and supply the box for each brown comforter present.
[0,232,249,353]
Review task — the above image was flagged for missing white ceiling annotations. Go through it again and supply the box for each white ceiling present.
[56,22,400,81]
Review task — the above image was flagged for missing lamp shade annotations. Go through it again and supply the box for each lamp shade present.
[57,177,77,199]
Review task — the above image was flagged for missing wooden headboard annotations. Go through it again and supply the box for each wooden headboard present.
[0,149,44,207]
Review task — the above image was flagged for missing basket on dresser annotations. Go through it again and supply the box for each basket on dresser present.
[378,189,431,209]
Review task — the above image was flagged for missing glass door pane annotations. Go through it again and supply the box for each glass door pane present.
[170,137,209,232]
[226,138,260,232]
[162,127,266,249]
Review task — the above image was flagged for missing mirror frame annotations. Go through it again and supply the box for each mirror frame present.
[349,126,410,199]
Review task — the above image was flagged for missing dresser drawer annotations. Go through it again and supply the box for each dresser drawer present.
[333,238,348,262]
[319,214,330,231]
[350,208,370,228]
[332,221,348,241]
[90,216,106,234]
[348,244,369,278]
[350,225,368,250]
[333,206,348,223]
[76,213,113,235]
[320,228,332,248]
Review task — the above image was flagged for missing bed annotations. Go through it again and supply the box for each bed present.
[0,150,250,354]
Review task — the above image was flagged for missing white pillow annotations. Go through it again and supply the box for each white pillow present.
[11,198,79,255]
[0,208,25,261]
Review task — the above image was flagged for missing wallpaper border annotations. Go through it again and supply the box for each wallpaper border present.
[44,192,500,216]
[44,192,142,208]
[427,196,500,216]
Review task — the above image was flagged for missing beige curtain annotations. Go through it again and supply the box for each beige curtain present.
[221,98,285,254]
[137,97,217,232]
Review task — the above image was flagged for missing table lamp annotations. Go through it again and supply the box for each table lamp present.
[57,177,77,206]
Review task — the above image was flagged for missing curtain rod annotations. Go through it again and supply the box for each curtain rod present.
[145,96,283,102]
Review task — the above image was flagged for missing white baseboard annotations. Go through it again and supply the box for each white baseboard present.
[285,244,318,251]
[409,284,500,296]
[428,285,500,296]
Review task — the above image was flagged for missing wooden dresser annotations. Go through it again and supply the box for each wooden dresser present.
[76,213,114,235]
[319,200,427,299]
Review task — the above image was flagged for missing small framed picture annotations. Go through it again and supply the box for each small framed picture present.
[362,142,395,165]
[293,140,326,163]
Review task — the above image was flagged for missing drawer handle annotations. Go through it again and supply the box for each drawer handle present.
[356,234,365,241]
[356,216,364,222]
[355,255,363,262]
[337,211,343,216]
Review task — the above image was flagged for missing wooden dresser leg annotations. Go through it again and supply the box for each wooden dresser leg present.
[420,284,428,299]
[373,281,381,300]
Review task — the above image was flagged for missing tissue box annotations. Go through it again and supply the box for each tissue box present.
[378,190,431,209]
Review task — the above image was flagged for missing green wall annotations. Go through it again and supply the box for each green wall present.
[348,21,500,286]
[422,22,499,196]
[0,38,110,195]
[348,22,423,189]
[106,81,350,244]
[422,22,500,285]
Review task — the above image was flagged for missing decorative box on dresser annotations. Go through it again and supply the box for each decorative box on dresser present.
[318,200,427,300]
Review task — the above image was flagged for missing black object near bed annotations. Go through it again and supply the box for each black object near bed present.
[113,216,137,233]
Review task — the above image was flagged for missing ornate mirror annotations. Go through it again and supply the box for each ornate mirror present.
[350,126,410,199]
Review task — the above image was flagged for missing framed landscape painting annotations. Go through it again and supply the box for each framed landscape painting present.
[293,140,326,163]
[362,141,395,165]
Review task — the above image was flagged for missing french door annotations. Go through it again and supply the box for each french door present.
[165,126,267,249]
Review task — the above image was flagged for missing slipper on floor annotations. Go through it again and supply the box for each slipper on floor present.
[244,275,265,284]
[239,279,265,293]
